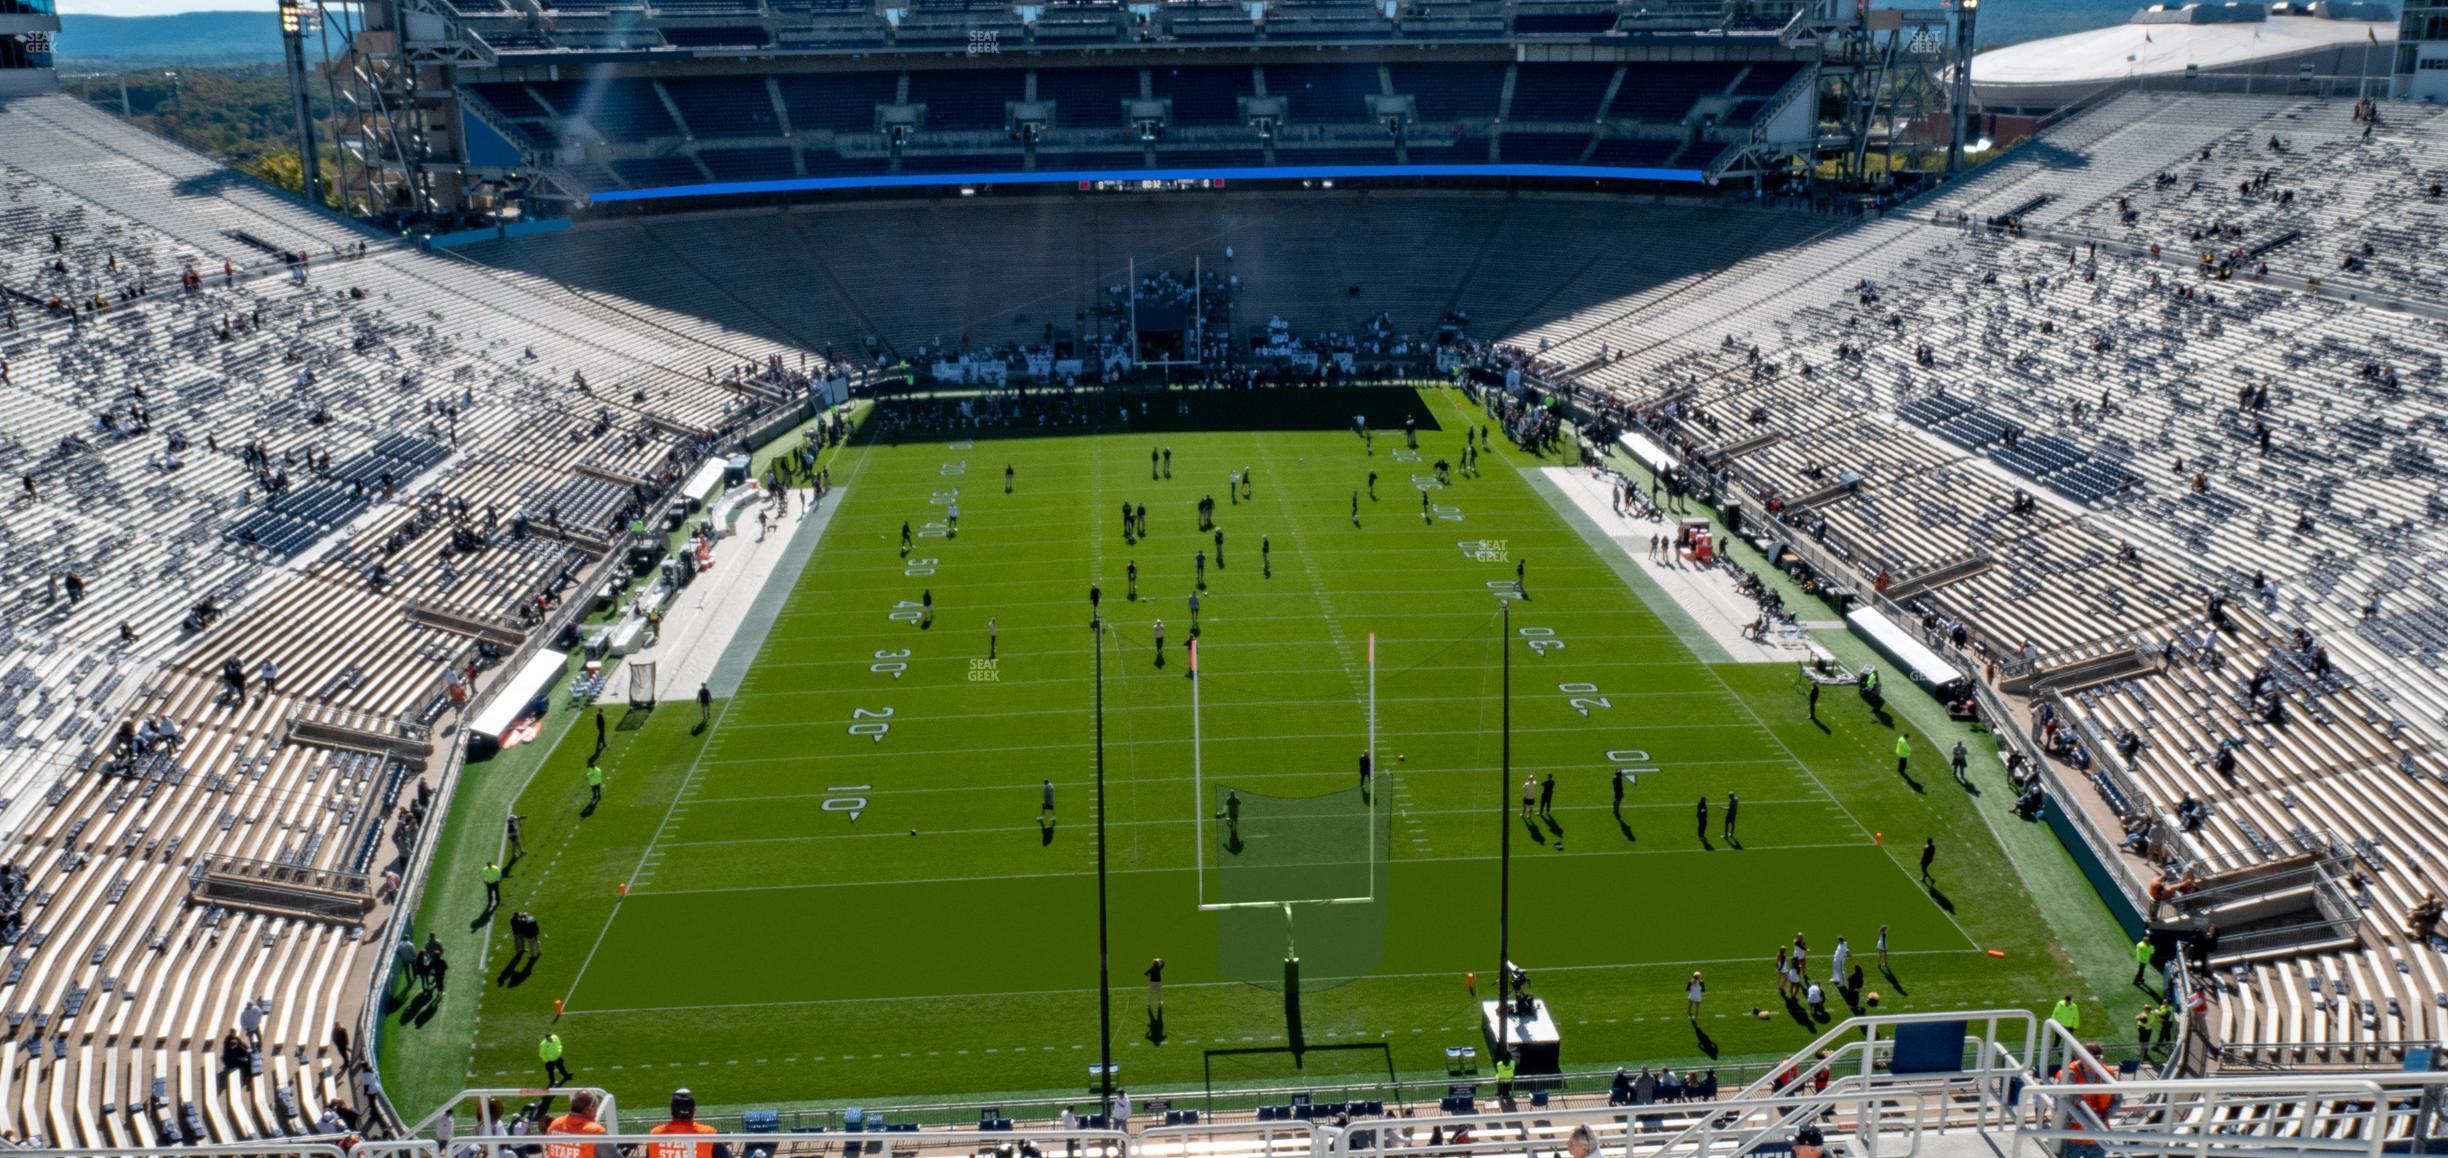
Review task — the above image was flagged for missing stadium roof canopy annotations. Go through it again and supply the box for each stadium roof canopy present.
[1971,3,2395,110]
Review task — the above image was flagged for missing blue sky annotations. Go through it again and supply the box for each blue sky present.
[60,0,276,15]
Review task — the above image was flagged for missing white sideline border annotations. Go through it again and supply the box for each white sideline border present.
[1533,467,1823,665]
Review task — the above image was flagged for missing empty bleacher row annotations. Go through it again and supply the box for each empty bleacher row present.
[2051,98,2448,305]
[0,97,367,274]
[1536,91,2448,1069]
[0,93,824,1149]
[226,436,453,559]
[459,58,1804,191]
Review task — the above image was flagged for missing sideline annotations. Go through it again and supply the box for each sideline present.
[641,484,852,702]
[1519,468,1731,663]
[1532,466,1823,665]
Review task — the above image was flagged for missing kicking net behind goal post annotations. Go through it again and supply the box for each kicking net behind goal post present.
[627,660,657,709]
[1208,780,1390,992]
[1188,634,1392,993]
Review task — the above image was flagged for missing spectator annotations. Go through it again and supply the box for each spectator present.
[646,1087,727,1158]
[544,1089,608,1158]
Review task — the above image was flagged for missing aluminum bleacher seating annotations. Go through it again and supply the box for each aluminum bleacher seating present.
[0,92,816,1149]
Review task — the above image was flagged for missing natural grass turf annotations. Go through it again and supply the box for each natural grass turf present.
[384,386,2119,1118]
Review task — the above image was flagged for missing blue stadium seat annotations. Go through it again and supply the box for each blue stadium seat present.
[1034,151,1146,173]
[1734,61,1802,95]
[1263,62,1380,122]
[662,25,770,47]
[1279,146,1397,166]
[469,82,549,119]
[1035,66,1140,130]
[1605,62,1744,121]
[529,78,677,138]
[664,75,783,137]
[900,151,1024,173]
[1589,137,1675,167]
[1152,147,1266,170]
[800,149,894,176]
[1400,142,1486,167]
[909,68,1025,129]
[1149,65,1254,125]
[1500,132,1590,163]
[775,71,899,132]
[613,155,706,187]
[701,147,796,181]
[1390,62,1505,121]
[1508,63,1616,121]
[1514,10,1614,33]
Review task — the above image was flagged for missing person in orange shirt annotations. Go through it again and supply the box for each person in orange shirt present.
[2058,1043,2117,1158]
[543,1089,610,1158]
[648,1088,729,1158]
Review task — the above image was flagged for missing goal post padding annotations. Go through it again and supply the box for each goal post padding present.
[1211,781,1389,992]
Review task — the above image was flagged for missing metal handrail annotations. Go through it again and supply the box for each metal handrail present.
[192,851,375,896]
[1327,1090,1930,1158]
[1139,1119,1333,1158]
[2011,1068,2448,1158]
[439,1127,1137,1158]
[0,1149,357,1158]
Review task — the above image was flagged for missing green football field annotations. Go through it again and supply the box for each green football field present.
[387,384,2119,1116]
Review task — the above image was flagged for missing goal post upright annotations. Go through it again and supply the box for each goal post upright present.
[1368,631,1378,899]
[1192,631,1384,914]
[1190,637,1204,906]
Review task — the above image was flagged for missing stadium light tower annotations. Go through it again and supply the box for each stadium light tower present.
[1494,601,1514,1067]
[1946,0,1978,176]
[278,0,324,206]
[1091,616,1115,1119]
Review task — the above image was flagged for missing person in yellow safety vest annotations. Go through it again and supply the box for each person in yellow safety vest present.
[2050,995,2081,1031]
[543,1089,608,1158]
[2137,1001,2168,1054]
[482,861,502,907]
[648,1087,729,1158]
[2132,936,2156,987]
[586,763,604,806]
[1493,1052,1517,1101]
[540,1032,572,1086]
[1895,735,1912,776]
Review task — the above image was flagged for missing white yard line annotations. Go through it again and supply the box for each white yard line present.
[562,424,875,1010]
[558,946,1979,1017]
[650,798,1838,849]
[630,839,1893,896]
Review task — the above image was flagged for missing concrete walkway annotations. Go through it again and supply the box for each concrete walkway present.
[631,485,848,701]
[1538,466,1823,665]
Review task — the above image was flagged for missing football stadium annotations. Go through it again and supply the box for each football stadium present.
[6,0,2448,1151]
